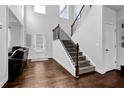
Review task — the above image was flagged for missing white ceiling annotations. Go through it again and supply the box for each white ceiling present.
[105,5,124,11]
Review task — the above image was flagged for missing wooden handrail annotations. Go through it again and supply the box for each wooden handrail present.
[71,5,85,27]
[71,5,85,36]
[71,5,92,36]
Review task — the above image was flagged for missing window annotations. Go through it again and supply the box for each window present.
[34,5,46,14]
[59,5,69,19]
[21,5,24,19]
[34,34,45,52]
[60,5,66,13]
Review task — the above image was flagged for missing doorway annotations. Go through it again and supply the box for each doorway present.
[104,23,117,72]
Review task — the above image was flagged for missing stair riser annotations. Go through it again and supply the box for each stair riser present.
[64,42,74,45]
[73,56,86,61]
[67,49,76,52]
[63,42,74,45]
[62,42,73,45]
[70,52,82,56]
[62,41,72,43]
[79,62,90,67]
[65,46,76,48]
[79,67,95,75]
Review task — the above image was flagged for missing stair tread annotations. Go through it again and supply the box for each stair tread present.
[78,60,90,63]
[62,41,72,43]
[69,52,82,53]
[73,60,90,64]
[72,55,85,57]
[62,40,71,41]
[65,43,74,46]
[79,65,95,75]
[67,48,76,49]
[79,65,95,70]
[77,60,90,67]
[63,41,74,43]
[70,52,82,55]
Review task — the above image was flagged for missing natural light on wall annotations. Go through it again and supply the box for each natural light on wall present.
[59,5,69,19]
[34,5,46,14]
[8,28,11,48]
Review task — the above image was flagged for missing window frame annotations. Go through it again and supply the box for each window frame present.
[59,5,69,19]
[34,34,45,52]
[34,5,46,14]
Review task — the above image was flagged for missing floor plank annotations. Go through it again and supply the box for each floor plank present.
[3,58,124,88]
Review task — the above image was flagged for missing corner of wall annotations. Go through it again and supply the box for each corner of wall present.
[0,75,8,88]
[95,67,106,74]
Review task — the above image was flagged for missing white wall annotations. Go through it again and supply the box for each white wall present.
[72,6,104,73]
[8,5,24,25]
[8,9,23,48]
[73,5,82,19]
[103,7,116,25]
[0,6,8,87]
[9,23,22,47]
[24,5,73,59]
[117,9,124,67]
[53,40,75,76]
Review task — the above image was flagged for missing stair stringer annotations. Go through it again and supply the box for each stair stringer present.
[53,40,76,76]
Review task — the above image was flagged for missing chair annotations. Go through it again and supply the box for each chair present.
[8,46,29,80]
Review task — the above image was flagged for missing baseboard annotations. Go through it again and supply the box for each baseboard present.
[0,76,8,88]
[31,56,53,62]
[116,65,121,70]
[31,58,48,62]
[95,67,106,74]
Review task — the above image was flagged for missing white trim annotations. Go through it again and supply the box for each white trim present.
[34,5,46,14]
[34,34,45,52]
[0,76,8,88]
[53,40,75,77]
[31,56,53,62]
[31,58,48,62]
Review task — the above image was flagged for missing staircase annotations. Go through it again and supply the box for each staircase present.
[53,5,95,78]
[61,40,95,75]
[52,24,95,77]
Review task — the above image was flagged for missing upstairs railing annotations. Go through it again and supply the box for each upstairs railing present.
[52,24,79,78]
[71,5,92,36]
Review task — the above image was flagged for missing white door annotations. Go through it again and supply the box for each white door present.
[0,6,8,87]
[104,23,116,72]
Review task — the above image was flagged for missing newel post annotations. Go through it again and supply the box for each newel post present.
[58,24,60,39]
[75,43,79,78]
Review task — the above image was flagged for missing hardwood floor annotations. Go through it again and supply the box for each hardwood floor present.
[3,58,124,88]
